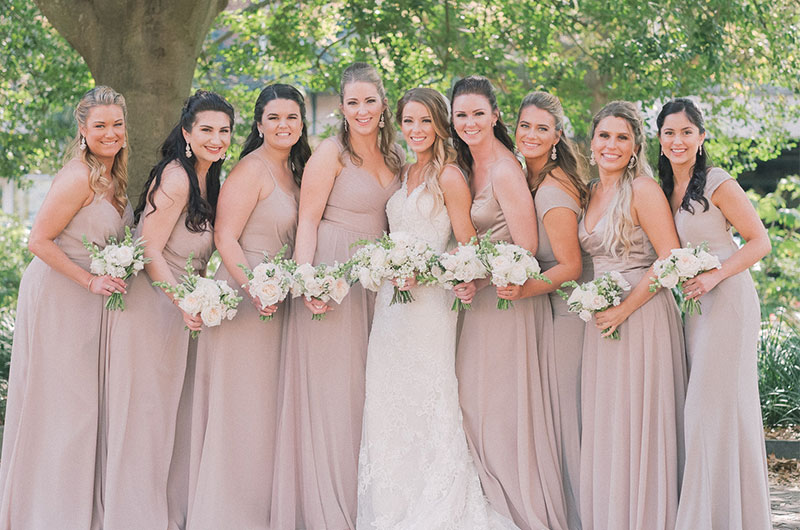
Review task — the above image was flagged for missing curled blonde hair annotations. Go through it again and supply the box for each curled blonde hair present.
[396,88,457,213]
[590,100,653,257]
[65,86,129,209]
[338,62,402,174]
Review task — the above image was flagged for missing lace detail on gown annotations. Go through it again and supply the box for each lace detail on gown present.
[357,181,519,530]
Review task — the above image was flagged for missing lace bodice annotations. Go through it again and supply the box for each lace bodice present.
[385,180,452,253]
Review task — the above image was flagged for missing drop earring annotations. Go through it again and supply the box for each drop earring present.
[551,145,557,161]
[185,143,192,158]
[628,154,637,169]
[258,130,263,139]
[699,143,703,156]
[379,114,385,129]
[344,119,348,132]
[589,151,596,166]
[79,136,87,150]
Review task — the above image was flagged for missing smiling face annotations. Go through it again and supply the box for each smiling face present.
[516,105,560,162]
[452,93,497,147]
[659,110,705,168]
[183,110,232,165]
[591,116,637,175]
[341,81,385,136]
[79,104,126,164]
[400,100,438,154]
[259,98,303,151]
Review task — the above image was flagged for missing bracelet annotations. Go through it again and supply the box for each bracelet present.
[87,276,97,293]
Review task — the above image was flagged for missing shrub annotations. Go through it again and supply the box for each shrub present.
[759,313,800,427]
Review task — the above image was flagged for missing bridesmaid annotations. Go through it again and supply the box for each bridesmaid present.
[510,91,592,530]
[657,98,771,529]
[578,101,687,530]
[452,76,568,530]
[270,63,402,529]
[0,86,131,529]
[102,90,233,530]
[186,84,309,530]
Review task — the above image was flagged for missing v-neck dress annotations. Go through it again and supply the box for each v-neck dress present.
[270,141,402,530]
[0,196,132,530]
[577,208,687,530]
[673,168,771,530]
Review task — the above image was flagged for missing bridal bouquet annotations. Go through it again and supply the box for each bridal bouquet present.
[292,262,350,320]
[559,271,631,339]
[649,242,721,316]
[83,226,150,311]
[429,238,487,311]
[153,254,242,338]
[239,245,297,321]
[349,232,438,305]
[478,237,549,310]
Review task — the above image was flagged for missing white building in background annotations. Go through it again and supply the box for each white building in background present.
[0,173,52,223]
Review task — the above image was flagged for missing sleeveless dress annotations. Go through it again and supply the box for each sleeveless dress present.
[187,169,298,530]
[534,185,593,530]
[270,145,401,530]
[102,212,214,530]
[356,176,519,530]
[578,212,687,530]
[0,197,131,530]
[673,168,771,530]
[457,181,568,530]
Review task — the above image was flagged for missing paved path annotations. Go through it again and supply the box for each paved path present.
[772,484,800,528]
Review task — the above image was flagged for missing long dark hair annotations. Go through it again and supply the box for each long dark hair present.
[449,75,515,180]
[656,97,709,214]
[240,84,312,186]
[135,90,235,232]
[517,91,589,208]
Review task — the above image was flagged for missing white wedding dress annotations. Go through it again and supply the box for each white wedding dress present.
[356,179,519,530]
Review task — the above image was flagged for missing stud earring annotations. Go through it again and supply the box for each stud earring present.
[379,114,385,129]
[79,136,86,150]
[122,141,127,149]
[589,151,596,166]
[258,130,263,139]
[185,143,192,158]
[628,154,637,169]
[660,146,663,156]
[551,145,557,161]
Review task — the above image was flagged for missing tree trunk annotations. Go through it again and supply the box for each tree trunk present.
[33,0,228,201]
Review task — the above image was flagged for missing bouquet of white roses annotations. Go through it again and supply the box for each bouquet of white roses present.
[349,232,438,305]
[291,262,350,320]
[559,271,631,339]
[649,242,721,316]
[478,236,550,310]
[429,237,487,311]
[83,225,150,311]
[239,245,297,321]
[153,253,242,338]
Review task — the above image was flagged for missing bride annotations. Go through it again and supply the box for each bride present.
[356,88,519,529]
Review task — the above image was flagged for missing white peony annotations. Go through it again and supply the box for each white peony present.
[508,263,529,285]
[200,304,223,327]
[253,281,282,307]
[179,291,204,315]
[113,246,135,268]
[659,269,680,289]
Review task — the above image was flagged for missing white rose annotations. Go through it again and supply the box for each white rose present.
[388,246,409,266]
[358,267,380,291]
[578,309,592,322]
[590,294,608,311]
[659,269,680,289]
[200,304,223,327]
[114,246,135,268]
[699,251,721,270]
[330,277,350,304]
[304,277,322,297]
[490,255,512,273]
[225,308,237,320]
[179,292,203,315]
[133,260,145,271]
[255,281,283,306]
[369,247,387,268]
[674,253,702,277]
[567,287,583,306]
[90,260,105,275]
[295,263,316,281]
[508,263,529,285]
